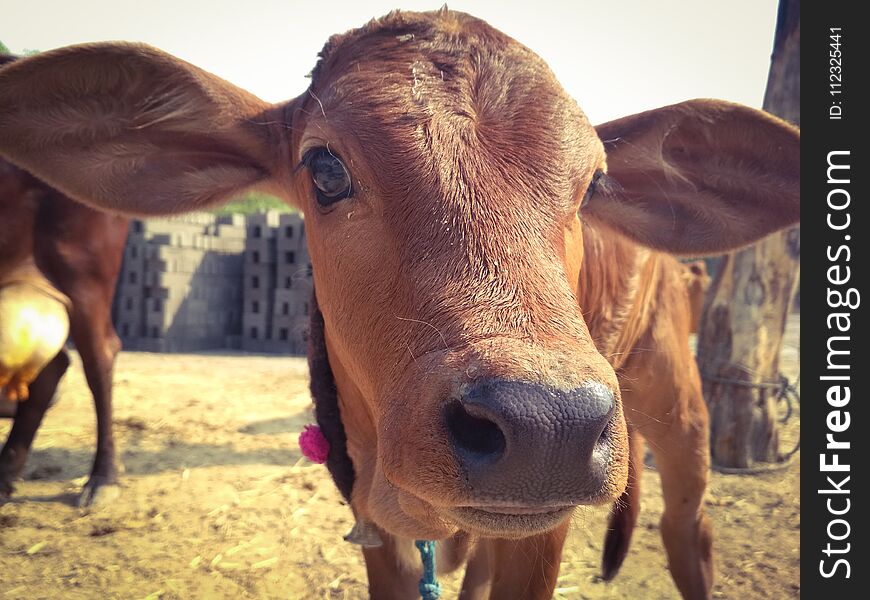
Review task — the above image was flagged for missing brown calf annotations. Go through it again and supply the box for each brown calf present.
[0,142,128,506]
[0,10,799,599]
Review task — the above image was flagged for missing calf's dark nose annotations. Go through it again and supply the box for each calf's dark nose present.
[446,379,616,505]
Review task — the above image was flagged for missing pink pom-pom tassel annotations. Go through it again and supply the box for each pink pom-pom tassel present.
[299,424,330,464]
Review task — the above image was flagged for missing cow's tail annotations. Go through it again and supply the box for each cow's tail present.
[601,427,643,581]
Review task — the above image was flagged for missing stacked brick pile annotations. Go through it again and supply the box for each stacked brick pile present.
[240,212,278,352]
[113,211,312,355]
[241,212,312,353]
[114,213,246,352]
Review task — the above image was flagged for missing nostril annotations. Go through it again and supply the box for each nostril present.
[585,382,616,443]
[573,381,616,441]
[595,407,616,447]
[579,381,616,423]
[447,402,506,462]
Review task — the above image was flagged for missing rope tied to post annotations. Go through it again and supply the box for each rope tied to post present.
[700,371,801,472]
[700,372,799,427]
[415,540,441,600]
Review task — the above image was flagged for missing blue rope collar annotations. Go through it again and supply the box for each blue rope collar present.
[414,540,441,600]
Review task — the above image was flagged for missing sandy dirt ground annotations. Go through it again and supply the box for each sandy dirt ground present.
[0,316,799,599]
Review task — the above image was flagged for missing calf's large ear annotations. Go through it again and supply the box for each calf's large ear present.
[0,43,296,215]
[586,99,799,255]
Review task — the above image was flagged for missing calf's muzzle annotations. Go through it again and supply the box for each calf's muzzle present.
[446,379,617,506]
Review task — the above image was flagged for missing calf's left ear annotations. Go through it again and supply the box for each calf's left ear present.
[587,99,799,255]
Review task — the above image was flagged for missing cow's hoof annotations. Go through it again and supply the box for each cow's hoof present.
[78,478,120,509]
[0,477,15,500]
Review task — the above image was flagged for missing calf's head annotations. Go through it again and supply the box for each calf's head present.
[0,10,799,539]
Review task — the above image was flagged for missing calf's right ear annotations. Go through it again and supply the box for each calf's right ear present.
[0,43,298,215]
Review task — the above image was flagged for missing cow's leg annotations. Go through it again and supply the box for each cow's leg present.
[601,426,644,580]
[641,360,713,600]
[69,300,122,508]
[459,539,492,600]
[361,532,423,600]
[615,265,715,600]
[31,197,127,508]
[486,518,569,600]
[0,349,70,498]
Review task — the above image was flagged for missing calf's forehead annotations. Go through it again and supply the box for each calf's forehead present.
[294,12,610,365]
[299,11,604,217]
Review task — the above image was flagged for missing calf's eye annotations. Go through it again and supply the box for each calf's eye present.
[302,148,353,207]
[581,169,604,209]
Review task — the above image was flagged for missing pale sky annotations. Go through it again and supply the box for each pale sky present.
[2,0,779,124]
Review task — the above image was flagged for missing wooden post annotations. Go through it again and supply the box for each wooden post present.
[696,0,800,468]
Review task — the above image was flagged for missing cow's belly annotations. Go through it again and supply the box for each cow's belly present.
[0,272,70,402]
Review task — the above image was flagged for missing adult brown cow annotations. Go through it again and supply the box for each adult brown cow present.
[0,55,129,506]
[0,10,799,599]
